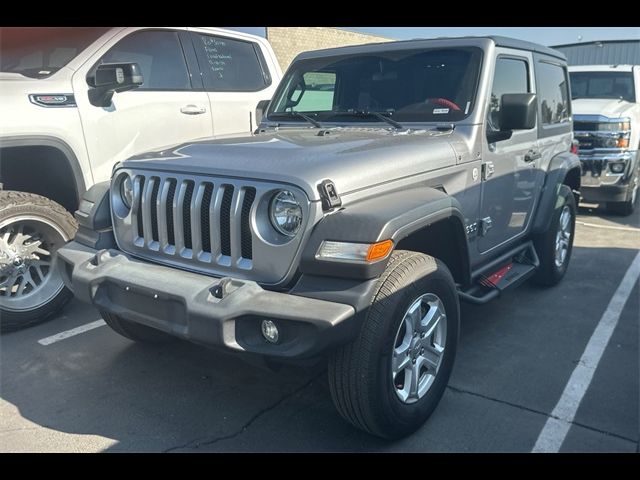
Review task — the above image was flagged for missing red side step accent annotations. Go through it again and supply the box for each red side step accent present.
[480,263,513,288]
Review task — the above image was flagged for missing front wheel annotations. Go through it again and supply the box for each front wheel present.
[0,191,77,332]
[531,184,576,287]
[328,251,460,439]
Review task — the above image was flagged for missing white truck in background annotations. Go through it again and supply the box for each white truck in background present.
[569,65,640,216]
[0,27,282,330]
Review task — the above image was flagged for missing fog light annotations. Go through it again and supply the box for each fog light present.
[261,320,279,343]
[610,162,625,174]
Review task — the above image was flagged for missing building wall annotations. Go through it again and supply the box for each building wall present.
[553,40,640,66]
[266,27,392,72]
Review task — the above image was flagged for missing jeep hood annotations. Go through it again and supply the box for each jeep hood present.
[572,98,636,119]
[123,128,460,201]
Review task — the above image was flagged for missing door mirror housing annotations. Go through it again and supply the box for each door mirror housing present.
[88,62,144,107]
[256,99,271,125]
[499,93,537,131]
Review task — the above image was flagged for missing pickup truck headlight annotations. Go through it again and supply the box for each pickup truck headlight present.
[269,190,302,237]
[120,174,133,209]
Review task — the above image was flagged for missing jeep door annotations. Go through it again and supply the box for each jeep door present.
[189,31,277,136]
[72,28,214,184]
[479,50,541,253]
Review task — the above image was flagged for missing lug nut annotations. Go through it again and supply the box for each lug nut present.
[412,359,416,364]
[413,332,418,338]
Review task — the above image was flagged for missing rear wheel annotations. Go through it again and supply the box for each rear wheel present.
[0,191,76,331]
[101,311,175,343]
[328,251,459,439]
[531,184,576,287]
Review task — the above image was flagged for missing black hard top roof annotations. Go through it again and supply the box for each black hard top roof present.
[295,35,566,62]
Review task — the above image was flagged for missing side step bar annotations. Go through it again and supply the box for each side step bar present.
[458,241,540,305]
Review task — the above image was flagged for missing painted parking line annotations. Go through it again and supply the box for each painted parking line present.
[533,250,640,453]
[37,319,106,346]
[576,221,640,233]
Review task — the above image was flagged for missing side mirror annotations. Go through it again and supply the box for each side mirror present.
[88,62,144,107]
[255,99,271,125]
[500,93,537,131]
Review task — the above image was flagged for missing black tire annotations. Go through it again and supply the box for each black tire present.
[531,184,576,287]
[607,187,638,216]
[328,251,460,439]
[0,191,77,332]
[101,311,175,344]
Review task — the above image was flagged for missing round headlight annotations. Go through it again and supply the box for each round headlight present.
[120,175,133,209]
[269,190,302,237]
[610,162,625,174]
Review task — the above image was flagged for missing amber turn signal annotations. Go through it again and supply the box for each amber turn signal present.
[366,239,394,262]
[616,137,630,148]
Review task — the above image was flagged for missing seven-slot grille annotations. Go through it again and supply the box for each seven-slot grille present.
[130,174,257,267]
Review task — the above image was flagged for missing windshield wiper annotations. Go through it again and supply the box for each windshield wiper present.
[272,111,324,128]
[331,110,405,130]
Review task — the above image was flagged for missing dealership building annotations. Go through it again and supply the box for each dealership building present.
[552,40,640,65]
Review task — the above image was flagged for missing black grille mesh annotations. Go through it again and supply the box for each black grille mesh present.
[183,181,195,249]
[166,179,176,246]
[150,178,160,242]
[241,188,256,259]
[136,177,145,238]
[201,183,214,253]
[220,185,234,256]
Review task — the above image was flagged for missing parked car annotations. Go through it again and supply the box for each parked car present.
[569,65,640,215]
[57,36,580,438]
[0,27,282,330]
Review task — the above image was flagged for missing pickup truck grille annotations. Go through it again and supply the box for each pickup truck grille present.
[111,169,313,285]
[131,174,256,265]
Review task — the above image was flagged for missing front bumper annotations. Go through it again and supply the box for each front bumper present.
[579,150,638,204]
[56,242,355,359]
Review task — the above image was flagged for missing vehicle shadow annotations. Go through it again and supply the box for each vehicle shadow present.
[1,244,637,452]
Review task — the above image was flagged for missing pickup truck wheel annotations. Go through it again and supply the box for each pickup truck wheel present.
[531,184,576,287]
[0,191,76,332]
[328,251,459,439]
[101,311,176,344]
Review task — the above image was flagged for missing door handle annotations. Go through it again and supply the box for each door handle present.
[180,105,207,115]
[524,150,541,163]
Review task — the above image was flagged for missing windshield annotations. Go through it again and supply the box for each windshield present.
[0,27,111,78]
[569,71,635,103]
[268,47,482,124]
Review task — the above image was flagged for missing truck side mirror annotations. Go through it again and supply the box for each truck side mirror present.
[500,93,537,131]
[256,99,271,125]
[88,62,144,108]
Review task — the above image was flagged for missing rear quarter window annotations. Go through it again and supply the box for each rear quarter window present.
[536,61,571,125]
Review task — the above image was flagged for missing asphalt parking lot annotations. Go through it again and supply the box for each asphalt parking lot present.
[1,207,638,452]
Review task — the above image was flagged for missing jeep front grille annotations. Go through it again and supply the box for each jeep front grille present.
[112,169,314,285]
[131,174,256,264]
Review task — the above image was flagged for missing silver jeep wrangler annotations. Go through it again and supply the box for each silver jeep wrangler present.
[57,36,580,439]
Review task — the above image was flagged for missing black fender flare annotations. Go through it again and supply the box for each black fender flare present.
[532,151,581,234]
[0,135,87,205]
[300,186,470,281]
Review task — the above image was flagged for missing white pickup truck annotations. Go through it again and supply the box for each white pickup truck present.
[0,27,282,330]
[569,65,640,216]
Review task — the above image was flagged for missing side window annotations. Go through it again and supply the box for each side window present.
[95,30,190,90]
[290,72,337,112]
[193,34,268,92]
[489,57,529,131]
[537,62,570,125]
